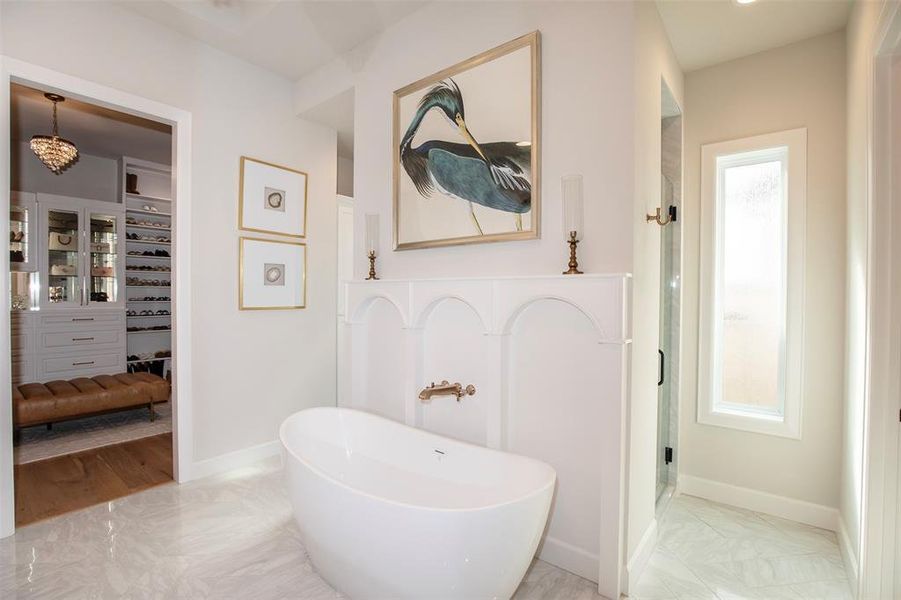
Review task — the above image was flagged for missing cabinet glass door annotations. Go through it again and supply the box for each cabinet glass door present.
[45,208,82,306]
[88,211,120,305]
[10,204,30,270]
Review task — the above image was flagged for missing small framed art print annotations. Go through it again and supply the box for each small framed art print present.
[239,156,308,238]
[239,237,306,310]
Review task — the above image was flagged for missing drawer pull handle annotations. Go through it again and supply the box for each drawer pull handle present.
[72,337,95,342]
[72,361,95,366]
[71,318,94,322]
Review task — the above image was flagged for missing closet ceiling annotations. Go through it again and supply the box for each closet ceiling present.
[657,0,852,72]
[11,84,172,164]
[125,0,427,80]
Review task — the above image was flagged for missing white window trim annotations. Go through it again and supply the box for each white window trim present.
[698,128,806,439]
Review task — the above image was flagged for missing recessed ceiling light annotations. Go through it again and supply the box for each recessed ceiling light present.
[735,0,757,4]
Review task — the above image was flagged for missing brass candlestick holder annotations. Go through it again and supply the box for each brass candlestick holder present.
[366,251,379,280]
[563,231,583,275]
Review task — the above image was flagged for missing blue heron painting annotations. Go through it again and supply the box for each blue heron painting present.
[399,78,533,236]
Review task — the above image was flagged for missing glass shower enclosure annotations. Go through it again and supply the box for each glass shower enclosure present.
[657,82,682,504]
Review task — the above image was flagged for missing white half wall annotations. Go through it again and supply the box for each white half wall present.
[1,1,339,469]
[341,275,630,599]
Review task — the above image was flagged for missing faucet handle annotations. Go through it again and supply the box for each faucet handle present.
[455,383,476,401]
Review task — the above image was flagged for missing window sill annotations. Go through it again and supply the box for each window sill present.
[698,407,801,440]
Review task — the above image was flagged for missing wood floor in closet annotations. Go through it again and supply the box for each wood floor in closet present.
[14,433,173,526]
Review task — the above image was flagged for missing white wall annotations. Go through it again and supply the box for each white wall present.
[843,0,888,571]
[681,32,846,509]
[337,155,353,196]
[1,2,338,465]
[628,1,684,574]
[342,0,635,279]
[12,141,121,202]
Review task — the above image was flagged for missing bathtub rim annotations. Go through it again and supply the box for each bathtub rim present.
[279,406,556,513]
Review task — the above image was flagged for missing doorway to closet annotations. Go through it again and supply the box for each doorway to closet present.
[7,82,175,526]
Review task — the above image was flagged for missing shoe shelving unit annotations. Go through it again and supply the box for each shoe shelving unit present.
[122,157,173,378]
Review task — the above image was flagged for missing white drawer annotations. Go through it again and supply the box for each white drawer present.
[12,358,34,385]
[40,351,122,377]
[40,328,123,351]
[39,312,124,329]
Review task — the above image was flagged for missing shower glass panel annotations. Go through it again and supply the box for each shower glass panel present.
[657,82,682,504]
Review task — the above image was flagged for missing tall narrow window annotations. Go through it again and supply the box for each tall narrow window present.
[699,129,806,438]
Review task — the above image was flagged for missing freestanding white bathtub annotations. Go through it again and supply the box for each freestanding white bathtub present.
[279,407,556,600]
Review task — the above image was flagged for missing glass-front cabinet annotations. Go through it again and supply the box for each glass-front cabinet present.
[88,210,121,304]
[10,192,36,272]
[37,194,125,310]
[45,205,82,307]
[10,192,38,311]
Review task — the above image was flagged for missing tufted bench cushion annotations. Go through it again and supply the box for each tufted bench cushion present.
[13,373,170,428]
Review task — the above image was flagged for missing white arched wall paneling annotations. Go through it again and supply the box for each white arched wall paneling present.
[420,298,492,446]
[340,275,631,595]
[347,297,406,422]
[509,298,611,581]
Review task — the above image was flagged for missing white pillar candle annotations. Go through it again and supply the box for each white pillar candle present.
[562,175,584,240]
[365,214,380,255]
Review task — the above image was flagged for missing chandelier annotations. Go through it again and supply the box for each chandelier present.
[30,93,78,175]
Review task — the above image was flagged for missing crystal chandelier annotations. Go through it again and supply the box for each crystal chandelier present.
[30,93,78,174]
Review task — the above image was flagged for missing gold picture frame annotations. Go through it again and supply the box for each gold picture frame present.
[238,156,309,238]
[238,236,307,310]
[392,31,541,251]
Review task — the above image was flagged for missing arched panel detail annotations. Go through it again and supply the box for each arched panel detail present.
[348,294,408,327]
[342,274,628,586]
[501,296,608,340]
[413,295,489,332]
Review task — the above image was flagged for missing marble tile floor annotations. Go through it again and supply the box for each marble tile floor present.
[0,456,591,600]
[14,402,172,465]
[0,455,849,600]
[631,495,852,600]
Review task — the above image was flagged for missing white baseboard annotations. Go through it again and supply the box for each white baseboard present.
[679,474,839,531]
[622,519,658,596]
[190,439,282,481]
[538,535,599,583]
[837,516,859,593]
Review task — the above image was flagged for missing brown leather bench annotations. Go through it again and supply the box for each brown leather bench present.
[13,372,170,431]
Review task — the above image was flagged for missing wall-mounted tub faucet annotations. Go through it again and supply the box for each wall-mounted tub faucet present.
[419,380,476,402]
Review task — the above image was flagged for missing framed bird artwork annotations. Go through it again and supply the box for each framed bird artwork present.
[392,31,541,250]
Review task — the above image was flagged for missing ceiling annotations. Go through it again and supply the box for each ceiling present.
[11,84,172,164]
[656,0,852,72]
[125,0,426,81]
